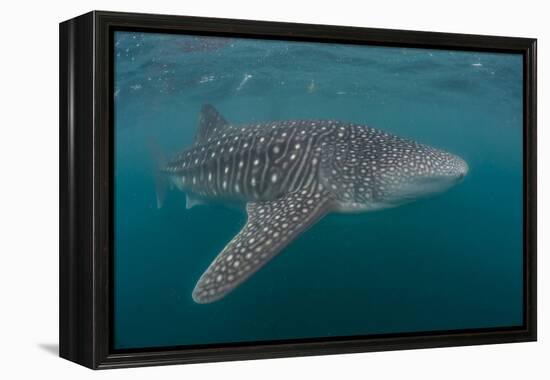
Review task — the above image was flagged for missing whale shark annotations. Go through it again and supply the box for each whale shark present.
[158,104,468,303]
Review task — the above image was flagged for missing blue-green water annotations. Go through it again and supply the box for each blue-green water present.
[114,31,523,350]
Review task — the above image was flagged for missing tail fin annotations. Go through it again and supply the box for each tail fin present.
[148,139,169,209]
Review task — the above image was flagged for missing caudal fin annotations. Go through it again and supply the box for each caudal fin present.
[148,139,169,209]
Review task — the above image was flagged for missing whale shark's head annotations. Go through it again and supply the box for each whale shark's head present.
[328,126,468,212]
[379,147,468,205]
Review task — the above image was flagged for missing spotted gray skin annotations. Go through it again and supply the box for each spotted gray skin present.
[160,104,468,303]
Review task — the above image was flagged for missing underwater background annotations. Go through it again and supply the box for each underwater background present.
[113,31,523,350]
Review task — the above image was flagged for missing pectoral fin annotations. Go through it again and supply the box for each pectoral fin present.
[192,185,334,303]
[186,194,205,209]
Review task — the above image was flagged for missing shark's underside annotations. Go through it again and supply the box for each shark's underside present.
[159,104,468,303]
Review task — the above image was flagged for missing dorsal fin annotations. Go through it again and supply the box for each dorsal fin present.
[195,104,230,145]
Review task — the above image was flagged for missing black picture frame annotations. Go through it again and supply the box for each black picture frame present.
[59,10,537,369]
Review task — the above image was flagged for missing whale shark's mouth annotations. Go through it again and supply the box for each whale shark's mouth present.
[351,173,467,212]
[390,174,465,203]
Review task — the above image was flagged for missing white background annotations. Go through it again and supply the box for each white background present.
[0,0,547,378]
